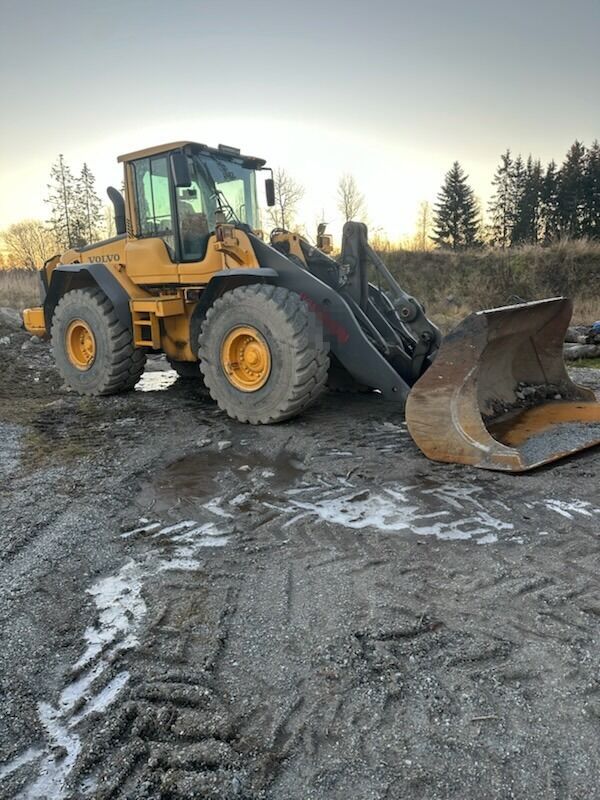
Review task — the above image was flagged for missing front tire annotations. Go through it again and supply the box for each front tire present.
[51,287,146,395]
[198,284,329,423]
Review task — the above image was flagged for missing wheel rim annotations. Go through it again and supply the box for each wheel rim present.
[66,319,96,370]
[221,325,271,392]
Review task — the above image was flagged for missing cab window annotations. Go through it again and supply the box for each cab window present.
[133,156,175,255]
[175,164,210,261]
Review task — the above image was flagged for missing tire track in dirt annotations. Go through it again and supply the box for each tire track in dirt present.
[0,507,233,800]
[5,385,600,799]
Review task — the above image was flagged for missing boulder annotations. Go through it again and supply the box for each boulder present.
[0,307,22,330]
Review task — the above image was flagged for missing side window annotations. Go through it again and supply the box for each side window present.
[176,158,210,261]
[133,156,175,255]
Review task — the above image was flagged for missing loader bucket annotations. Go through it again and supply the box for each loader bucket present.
[405,298,600,472]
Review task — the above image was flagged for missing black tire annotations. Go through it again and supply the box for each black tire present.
[198,284,329,423]
[51,287,146,395]
[167,357,203,380]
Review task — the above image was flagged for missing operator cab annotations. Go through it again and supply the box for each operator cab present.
[116,141,274,263]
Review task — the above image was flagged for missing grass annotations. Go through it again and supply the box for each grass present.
[0,268,39,310]
[572,357,600,369]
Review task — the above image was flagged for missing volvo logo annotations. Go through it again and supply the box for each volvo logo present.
[88,254,120,263]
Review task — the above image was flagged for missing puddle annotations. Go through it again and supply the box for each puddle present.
[137,444,600,549]
[137,446,304,517]
[134,448,539,545]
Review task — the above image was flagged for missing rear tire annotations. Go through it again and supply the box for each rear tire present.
[198,284,329,423]
[51,287,146,395]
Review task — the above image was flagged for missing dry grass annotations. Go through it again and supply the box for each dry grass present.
[381,239,600,328]
[572,297,600,325]
[0,269,40,310]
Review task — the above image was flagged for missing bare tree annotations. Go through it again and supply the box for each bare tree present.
[337,173,366,222]
[1,220,58,268]
[413,201,433,251]
[266,168,304,230]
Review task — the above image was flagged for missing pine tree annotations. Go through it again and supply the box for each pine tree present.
[488,150,514,247]
[432,162,480,249]
[584,140,600,240]
[509,156,527,246]
[541,160,560,243]
[512,156,544,245]
[557,140,587,238]
[46,154,77,250]
[76,163,103,245]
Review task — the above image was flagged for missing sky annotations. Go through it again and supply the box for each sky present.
[1,0,599,243]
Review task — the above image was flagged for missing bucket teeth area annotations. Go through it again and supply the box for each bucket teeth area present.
[406,297,600,472]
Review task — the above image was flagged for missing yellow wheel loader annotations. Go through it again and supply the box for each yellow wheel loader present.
[22,140,600,471]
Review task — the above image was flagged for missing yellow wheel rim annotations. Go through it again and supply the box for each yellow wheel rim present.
[66,319,96,370]
[221,325,271,392]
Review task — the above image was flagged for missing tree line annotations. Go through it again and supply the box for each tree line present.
[2,140,599,267]
[433,140,600,250]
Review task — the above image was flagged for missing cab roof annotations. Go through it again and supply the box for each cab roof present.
[117,141,266,169]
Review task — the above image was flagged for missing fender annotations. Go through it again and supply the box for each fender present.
[189,268,278,354]
[44,263,132,331]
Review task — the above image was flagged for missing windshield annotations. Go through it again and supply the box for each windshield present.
[190,152,259,230]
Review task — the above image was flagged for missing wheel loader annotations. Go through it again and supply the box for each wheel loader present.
[22,140,600,471]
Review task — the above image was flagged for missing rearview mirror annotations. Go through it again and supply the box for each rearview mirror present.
[171,152,191,187]
[265,178,275,207]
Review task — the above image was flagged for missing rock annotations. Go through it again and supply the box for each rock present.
[349,490,370,503]
[0,307,22,330]
[30,335,42,344]
[563,343,600,361]
[564,327,580,344]
[21,341,30,350]
[0,336,10,346]
[51,745,68,760]
[217,440,232,452]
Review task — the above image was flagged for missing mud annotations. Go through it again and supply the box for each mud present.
[2,316,600,799]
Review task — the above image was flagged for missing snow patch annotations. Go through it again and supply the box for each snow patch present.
[542,498,597,519]
[283,481,513,542]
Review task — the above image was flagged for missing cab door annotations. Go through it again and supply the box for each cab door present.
[125,154,179,282]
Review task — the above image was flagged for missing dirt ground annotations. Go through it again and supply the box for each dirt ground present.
[2,309,600,800]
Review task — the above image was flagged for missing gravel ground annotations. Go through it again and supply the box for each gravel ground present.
[2,311,600,800]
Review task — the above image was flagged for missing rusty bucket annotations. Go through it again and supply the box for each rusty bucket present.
[405,298,600,472]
